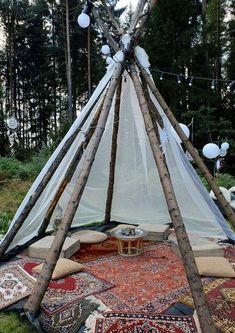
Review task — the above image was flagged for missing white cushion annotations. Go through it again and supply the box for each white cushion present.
[71,230,108,244]
[210,187,231,202]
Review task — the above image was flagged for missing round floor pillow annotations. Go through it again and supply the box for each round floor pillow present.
[71,230,108,244]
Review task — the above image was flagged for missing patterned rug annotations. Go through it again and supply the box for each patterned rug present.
[94,312,197,333]
[39,298,97,333]
[20,260,115,315]
[179,277,235,333]
[85,243,190,313]
[71,236,154,263]
[0,265,36,310]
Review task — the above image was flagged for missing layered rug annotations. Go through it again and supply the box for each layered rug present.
[0,265,35,310]
[179,277,235,333]
[71,236,154,263]
[94,312,197,333]
[20,260,115,315]
[39,298,98,333]
[85,243,190,313]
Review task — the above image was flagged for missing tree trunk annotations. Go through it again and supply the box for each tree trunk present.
[130,64,216,333]
[65,0,73,120]
[139,65,235,230]
[104,77,122,223]
[24,63,123,316]
[87,26,92,99]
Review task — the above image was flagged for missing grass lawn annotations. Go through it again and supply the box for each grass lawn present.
[0,179,36,332]
[0,179,32,234]
[0,312,38,333]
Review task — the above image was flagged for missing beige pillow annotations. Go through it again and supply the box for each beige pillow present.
[32,258,84,280]
[71,230,108,244]
[195,257,235,278]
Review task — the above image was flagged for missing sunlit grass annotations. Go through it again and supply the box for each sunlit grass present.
[0,312,38,333]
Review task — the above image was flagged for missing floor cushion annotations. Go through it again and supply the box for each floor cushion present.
[71,230,108,244]
[195,256,235,278]
[32,258,84,280]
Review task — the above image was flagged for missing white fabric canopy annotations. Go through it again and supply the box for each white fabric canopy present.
[2,64,235,253]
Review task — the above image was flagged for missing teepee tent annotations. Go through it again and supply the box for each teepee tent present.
[1,65,234,254]
[1,0,235,331]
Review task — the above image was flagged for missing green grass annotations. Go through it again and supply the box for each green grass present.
[0,312,38,333]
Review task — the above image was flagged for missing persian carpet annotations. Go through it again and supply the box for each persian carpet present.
[0,265,36,310]
[41,271,114,315]
[179,277,235,333]
[39,298,97,333]
[20,260,115,315]
[94,312,197,333]
[85,243,190,313]
[71,236,153,263]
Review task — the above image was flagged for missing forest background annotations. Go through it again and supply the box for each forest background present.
[0,0,235,231]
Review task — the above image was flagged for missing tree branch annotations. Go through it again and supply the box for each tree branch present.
[92,7,119,53]
[100,0,122,35]
[129,0,148,33]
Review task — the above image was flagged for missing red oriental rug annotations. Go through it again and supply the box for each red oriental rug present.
[179,277,235,333]
[94,312,197,333]
[86,243,190,313]
[71,236,153,263]
[20,260,115,315]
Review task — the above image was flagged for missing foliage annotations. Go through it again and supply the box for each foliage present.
[199,172,235,191]
[0,312,38,333]
[0,211,11,235]
[0,146,51,181]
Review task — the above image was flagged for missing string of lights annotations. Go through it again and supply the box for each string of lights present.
[150,68,235,90]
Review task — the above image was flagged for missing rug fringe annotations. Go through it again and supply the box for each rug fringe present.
[84,296,110,332]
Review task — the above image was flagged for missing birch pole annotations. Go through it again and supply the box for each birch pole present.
[139,65,235,229]
[130,64,216,333]
[38,99,104,236]
[24,63,123,316]
[104,77,122,223]
[129,0,148,33]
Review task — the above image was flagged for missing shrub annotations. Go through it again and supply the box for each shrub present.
[199,172,235,191]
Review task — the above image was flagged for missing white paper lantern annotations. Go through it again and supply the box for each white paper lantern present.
[202,143,220,159]
[101,45,110,55]
[219,148,227,157]
[7,116,18,130]
[106,56,113,65]
[221,142,229,151]
[179,123,190,138]
[77,13,90,28]
[113,51,124,63]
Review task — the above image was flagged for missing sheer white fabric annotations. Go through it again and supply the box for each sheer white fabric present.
[3,67,234,252]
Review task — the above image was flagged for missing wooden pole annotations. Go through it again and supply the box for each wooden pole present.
[129,0,148,33]
[134,0,157,40]
[139,65,235,229]
[0,107,94,258]
[38,99,104,236]
[104,77,122,223]
[130,64,216,333]
[24,63,123,316]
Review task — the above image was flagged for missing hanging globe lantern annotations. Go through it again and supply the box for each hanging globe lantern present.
[221,142,229,151]
[101,44,110,55]
[179,123,190,138]
[219,148,227,157]
[77,13,90,28]
[7,116,19,130]
[106,56,113,65]
[202,143,220,159]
